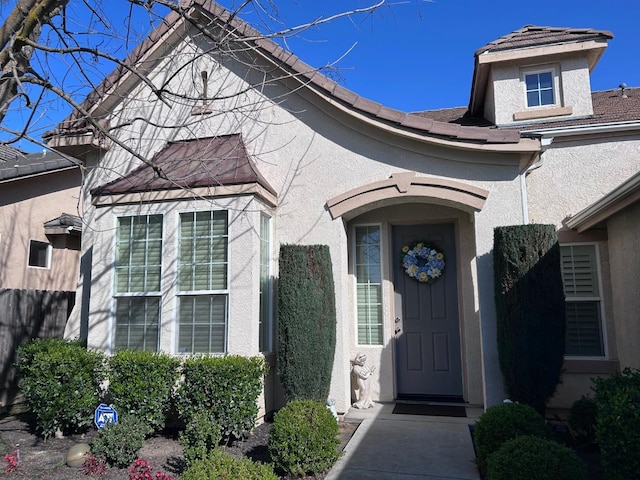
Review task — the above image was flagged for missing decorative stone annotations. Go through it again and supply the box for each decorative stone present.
[66,443,91,468]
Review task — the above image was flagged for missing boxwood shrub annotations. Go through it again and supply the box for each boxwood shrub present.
[268,399,340,477]
[91,414,152,468]
[106,349,180,431]
[179,410,222,465]
[181,448,278,480]
[473,402,551,474]
[16,338,105,438]
[176,355,268,443]
[592,368,640,480]
[487,435,587,480]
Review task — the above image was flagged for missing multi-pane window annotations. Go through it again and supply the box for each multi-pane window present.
[114,215,163,351]
[177,210,228,353]
[560,244,605,357]
[355,226,383,345]
[259,214,272,352]
[525,71,555,107]
[28,240,51,268]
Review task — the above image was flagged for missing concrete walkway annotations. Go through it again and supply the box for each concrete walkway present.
[326,403,481,480]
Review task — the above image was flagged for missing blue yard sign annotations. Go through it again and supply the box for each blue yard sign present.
[94,404,118,430]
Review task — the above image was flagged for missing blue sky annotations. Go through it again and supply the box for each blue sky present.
[4,0,639,152]
[224,0,640,112]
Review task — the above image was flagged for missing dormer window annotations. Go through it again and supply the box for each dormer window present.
[525,71,555,107]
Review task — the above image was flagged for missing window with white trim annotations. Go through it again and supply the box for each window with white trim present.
[28,240,51,268]
[177,210,228,353]
[560,244,605,357]
[522,66,561,109]
[259,213,272,352]
[114,214,163,351]
[355,225,383,345]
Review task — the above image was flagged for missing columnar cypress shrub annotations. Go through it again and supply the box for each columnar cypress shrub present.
[493,224,566,414]
[277,244,336,402]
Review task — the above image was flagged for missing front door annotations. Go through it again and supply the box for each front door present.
[393,223,463,400]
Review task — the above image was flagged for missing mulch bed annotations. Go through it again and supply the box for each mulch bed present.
[0,412,358,479]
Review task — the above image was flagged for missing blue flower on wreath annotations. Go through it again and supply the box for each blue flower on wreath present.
[400,241,445,284]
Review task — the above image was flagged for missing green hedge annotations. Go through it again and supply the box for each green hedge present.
[592,368,640,480]
[268,399,340,477]
[277,244,336,402]
[493,224,566,414]
[473,402,551,474]
[181,448,278,480]
[487,435,587,480]
[16,338,105,439]
[176,355,267,443]
[106,349,180,431]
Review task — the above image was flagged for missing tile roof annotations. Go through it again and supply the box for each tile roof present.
[0,149,79,182]
[475,25,613,56]
[415,87,640,131]
[90,134,276,197]
[45,0,524,147]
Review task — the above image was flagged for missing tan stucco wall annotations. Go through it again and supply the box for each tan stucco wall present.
[606,201,640,369]
[528,135,640,410]
[0,169,82,291]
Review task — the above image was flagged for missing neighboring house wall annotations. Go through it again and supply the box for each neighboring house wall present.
[0,169,82,291]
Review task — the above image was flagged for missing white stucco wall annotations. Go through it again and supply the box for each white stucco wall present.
[489,56,593,127]
[67,31,539,414]
[527,135,640,228]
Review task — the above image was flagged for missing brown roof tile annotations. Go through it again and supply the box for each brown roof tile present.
[46,0,527,148]
[475,25,613,56]
[90,134,276,197]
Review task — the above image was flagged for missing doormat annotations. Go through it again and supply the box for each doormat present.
[392,403,466,417]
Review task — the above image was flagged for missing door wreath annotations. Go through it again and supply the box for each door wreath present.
[400,241,445,284]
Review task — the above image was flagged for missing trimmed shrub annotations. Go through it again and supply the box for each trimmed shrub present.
[181,448,278,480]
[592,368,640,480]
[487,435,587,480]
[179,411,222,465]
[91,415,151,468]
[176,355,267,443]
[268,399,340,477]
[568,395,598,443]
[277,244,336,402]
[16,338,105,439]
[473,402,551,474]
[106,349,180,432]
[493,224,566,414]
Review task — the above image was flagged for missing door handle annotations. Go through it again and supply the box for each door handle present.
[395,326,401,335]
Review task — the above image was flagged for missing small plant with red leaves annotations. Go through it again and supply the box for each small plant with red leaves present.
[3,448,19,473]
[128,458,172,480]
[82,454,107,476]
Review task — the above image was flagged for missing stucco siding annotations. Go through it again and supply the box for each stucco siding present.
[0,169,82,291]
[527,135,640,228]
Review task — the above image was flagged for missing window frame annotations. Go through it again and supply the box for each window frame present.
[27,239,52,269]
[522,66,560,109]
[259,213,273,353]
[112,213,164,353]
[352,223,385,347]
[175,209,230,354]
[560,242,608,359]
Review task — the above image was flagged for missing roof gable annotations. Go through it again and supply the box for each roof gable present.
[45,0,533,152]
